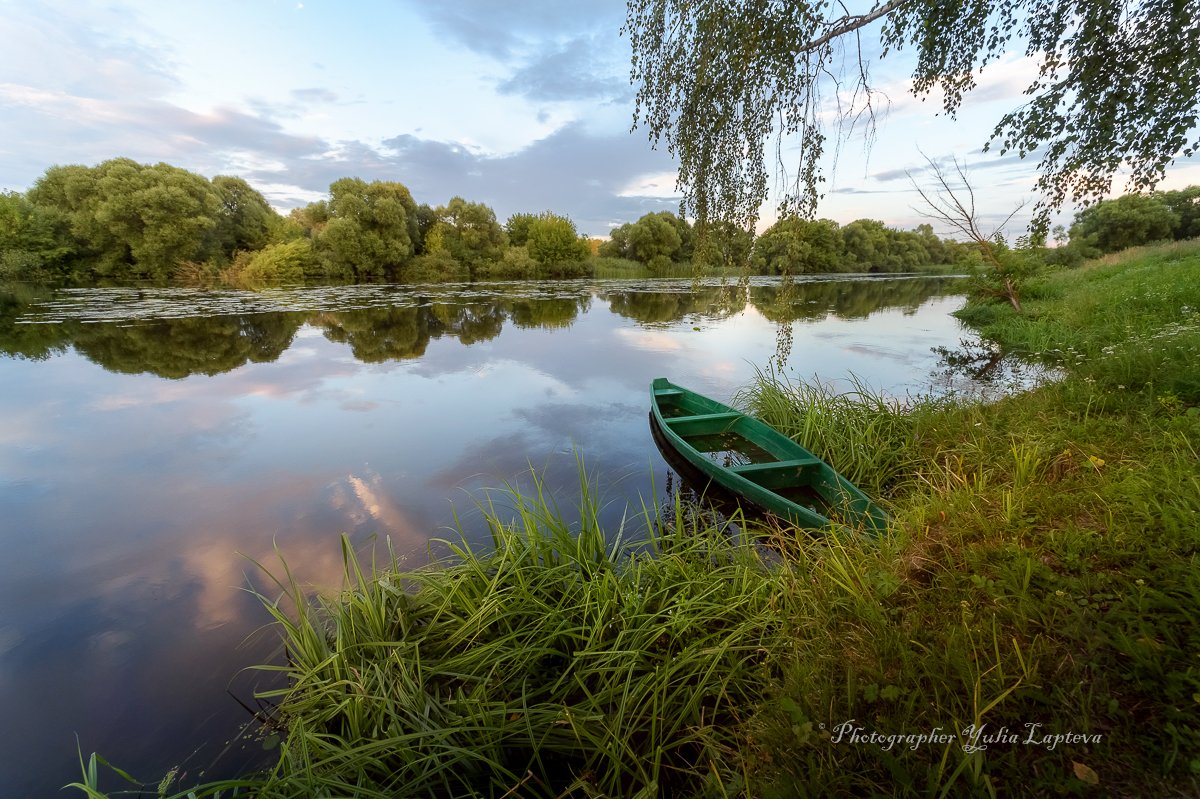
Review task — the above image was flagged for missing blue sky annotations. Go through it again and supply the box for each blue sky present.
[2,0,1197,237]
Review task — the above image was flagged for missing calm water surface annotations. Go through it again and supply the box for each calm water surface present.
[0,275,968,795]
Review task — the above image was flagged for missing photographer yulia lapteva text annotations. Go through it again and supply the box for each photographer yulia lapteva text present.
[828,721,1103,753]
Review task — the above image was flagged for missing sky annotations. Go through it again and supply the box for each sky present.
[2,0,1198,238]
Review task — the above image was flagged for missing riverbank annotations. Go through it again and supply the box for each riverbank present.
[739,240,1199,795]
[73,242,1198,796]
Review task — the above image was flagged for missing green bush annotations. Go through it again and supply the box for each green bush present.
[0,249,49,280]
[1069,193,1179,254]
[399,251,470,282]
[474,246,539,279]
[234,239,317,284]
[526,215,589,266]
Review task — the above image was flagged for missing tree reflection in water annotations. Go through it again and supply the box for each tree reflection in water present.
[0,276,960,378]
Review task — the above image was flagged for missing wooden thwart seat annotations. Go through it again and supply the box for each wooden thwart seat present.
[729,458,822,475]
[729,458,824,489]
[663,411,742,436]
[663,411,741,424]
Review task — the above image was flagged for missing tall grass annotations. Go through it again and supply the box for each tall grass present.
[590,256,652,279]
[109,477,809,798]
[733,245,1200,795]
[735,368,953,496]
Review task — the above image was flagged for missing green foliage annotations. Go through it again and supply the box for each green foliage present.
[430,197,506,276]
[596,225,628,260]
[1037,238,1090,268]
[315,178,419,279]
[1157,186,1200,240]
[536,257,592,279]
[211,175,276,254]
[475,242,593,281]
[265,215,309,245]
[752,217,844,274]
[29,159,226,279]
[961,239,1200,401]
[288,200,330,238]
[692,219,753,268]
[412,203,439,254]
[590,255,651,278]
[737,369,950,497]
[626,0,1200,231]
[503,212,539,247]
[741,262,1200,791]
[162,483,811,798]
[603,211,694,271]
[473,245,541,280]
[234,239,317,285]
[1069,193,1179,254]
[966,239,1047,313]
[15,159,282,280]
[524,213,589,267]
[839,219,887,270]
[0,190,75,278]
[913,159,1047,311]
[399,250,471,283]
[840,220,963,272]
[626,212,682,267]
[1065,186,1200,258]
[1,155,984,286]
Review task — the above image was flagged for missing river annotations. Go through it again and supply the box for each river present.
[0,274,969,795]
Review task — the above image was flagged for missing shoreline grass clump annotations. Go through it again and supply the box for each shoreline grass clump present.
[735,368,955,498]
[221,483,813,798]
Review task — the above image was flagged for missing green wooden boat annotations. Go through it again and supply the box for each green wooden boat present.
[650,377,888,534]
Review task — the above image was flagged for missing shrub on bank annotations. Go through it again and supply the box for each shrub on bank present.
[231,239,317,285]
[398,251,470,282]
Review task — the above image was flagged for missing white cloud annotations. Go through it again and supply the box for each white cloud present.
[616,171,681,200]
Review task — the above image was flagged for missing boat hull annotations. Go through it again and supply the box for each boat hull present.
[650,377,888,534]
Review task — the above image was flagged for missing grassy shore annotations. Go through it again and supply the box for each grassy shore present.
[737,241,1199,795]
[74,243,1199,797]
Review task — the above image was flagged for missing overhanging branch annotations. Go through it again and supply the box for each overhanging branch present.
[796,0,915,55]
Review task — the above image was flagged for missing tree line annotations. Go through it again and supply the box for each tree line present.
[1047,187,1200,263]
[0,158,1028,285]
